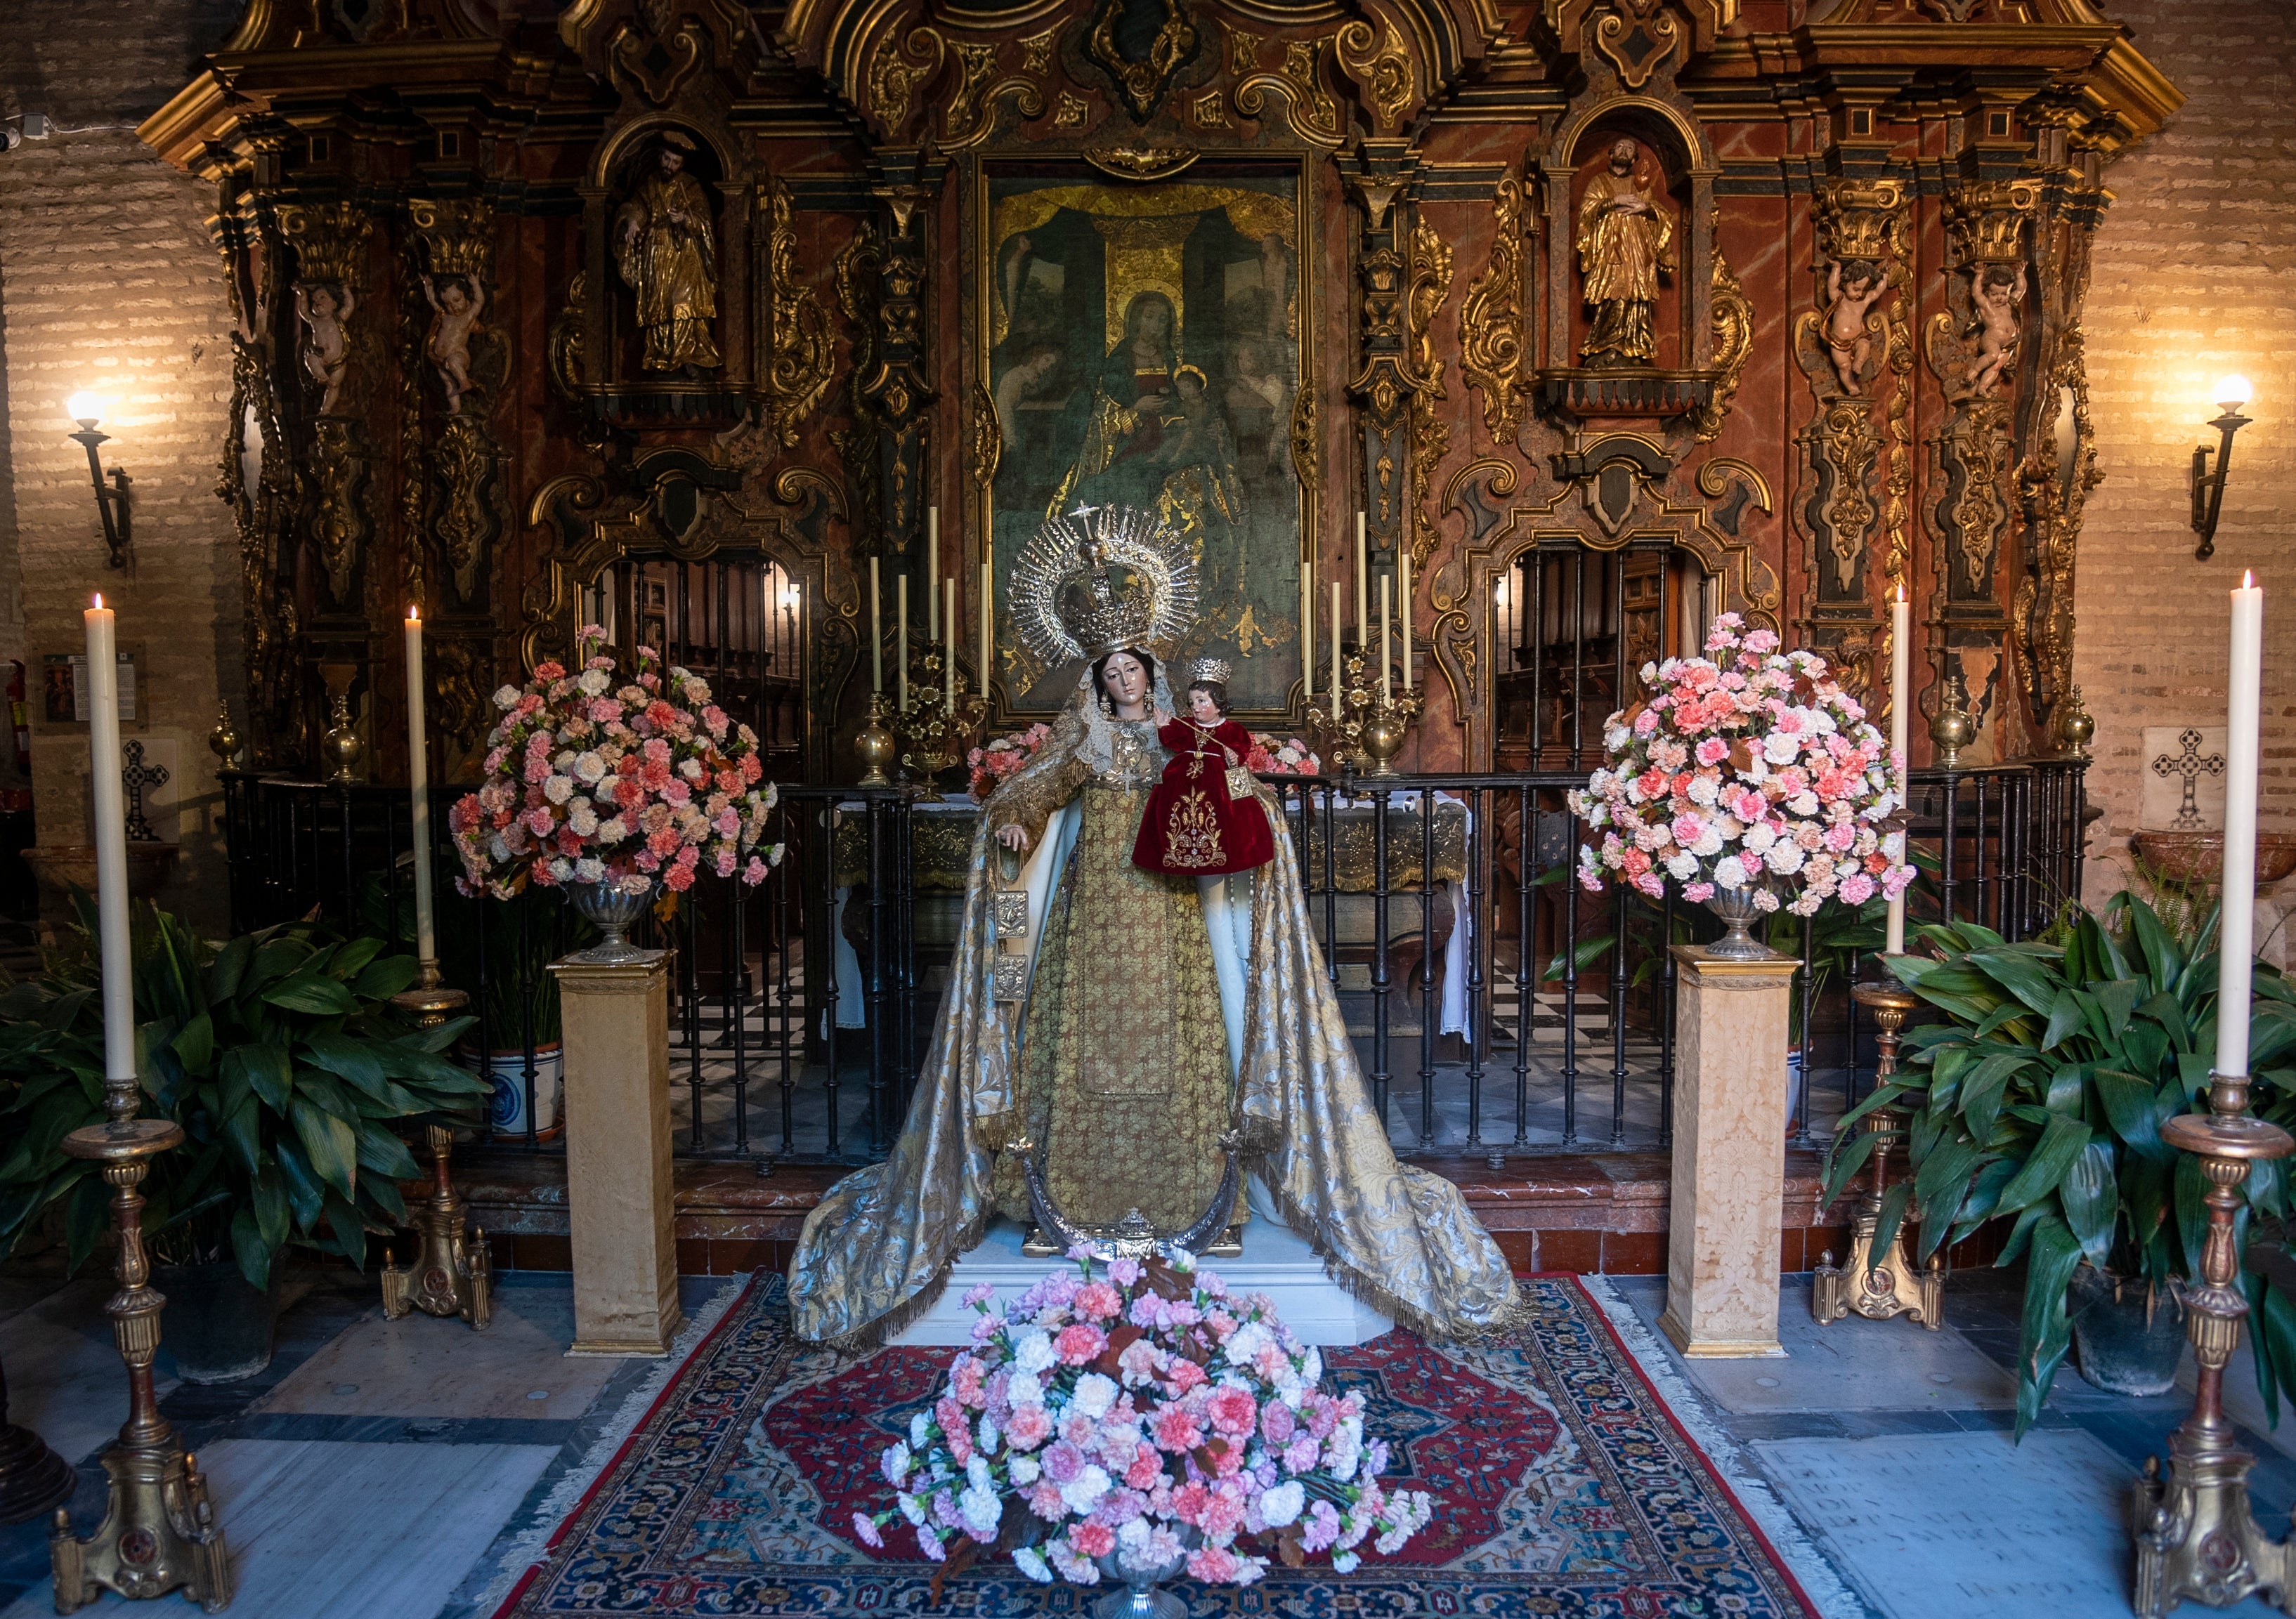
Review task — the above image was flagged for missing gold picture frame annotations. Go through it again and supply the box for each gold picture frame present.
[973,153,1317,723]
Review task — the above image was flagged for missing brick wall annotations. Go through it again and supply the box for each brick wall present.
[2081,1,2296,900]
[0,0,244,933]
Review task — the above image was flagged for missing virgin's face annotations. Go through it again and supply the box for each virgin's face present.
[1136,301,1173,346]
[1101,652,1149,711]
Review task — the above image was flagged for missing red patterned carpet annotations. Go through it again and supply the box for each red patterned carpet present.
[493,1273,1819,1617]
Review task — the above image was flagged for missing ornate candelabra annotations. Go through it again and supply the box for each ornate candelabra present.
[1306,652,1423,778]
[887,644,988,796]
[2132,1070,2296,1613]
[852,693,898,788]
[1813,974,1945,1329]
[379,973,490,1331]
[1928,671,1976,772]
[50,1080,230,1611]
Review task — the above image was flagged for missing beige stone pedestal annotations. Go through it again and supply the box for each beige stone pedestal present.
[549,950,682,1357]
[1658,945,1796,1358]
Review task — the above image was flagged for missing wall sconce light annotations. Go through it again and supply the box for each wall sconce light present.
[2191,374,2253,561]
[65,393,131,568]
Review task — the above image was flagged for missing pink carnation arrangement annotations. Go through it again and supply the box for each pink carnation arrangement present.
[855,1250,1433,1587]
[967,723,1054,801]
[1245,735,1322,777]
[1566,613,1910,919]
[447,624,783,899]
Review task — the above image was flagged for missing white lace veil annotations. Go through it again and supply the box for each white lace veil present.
[1071,645,1177,775]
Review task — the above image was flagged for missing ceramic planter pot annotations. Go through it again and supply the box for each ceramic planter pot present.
[154,1257,284,1384]
[2070,1264,2186,1397]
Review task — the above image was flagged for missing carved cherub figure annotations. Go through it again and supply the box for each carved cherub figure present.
[1964,263,2026,395]
[294,281,356,415]
[1821,258,1887,395]
[422,273,488,415]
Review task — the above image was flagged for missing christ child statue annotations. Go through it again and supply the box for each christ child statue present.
[1132,664,1274,876]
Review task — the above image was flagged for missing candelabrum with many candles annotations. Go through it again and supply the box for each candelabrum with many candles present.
[379,969,491,1331]
[888,643,988,795]
[1307,650,1422,778]
[51,1084,230,1611]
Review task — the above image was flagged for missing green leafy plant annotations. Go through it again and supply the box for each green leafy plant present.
[0,900,488,1292]
[361,868,580,1051]
[1827,894,2296,1435]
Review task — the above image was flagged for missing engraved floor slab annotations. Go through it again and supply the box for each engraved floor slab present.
[1754,1428,2283,1618]
[0,1437,557,1619]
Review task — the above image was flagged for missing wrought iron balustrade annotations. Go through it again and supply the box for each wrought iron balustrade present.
[218,754,2087,1168]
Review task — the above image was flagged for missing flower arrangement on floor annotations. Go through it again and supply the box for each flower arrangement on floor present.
[1566,613,1908,919]
[967,723,1055,801]
[856,1250,1433,1589]
[1245,735,1322,777]
[448,625,783,898]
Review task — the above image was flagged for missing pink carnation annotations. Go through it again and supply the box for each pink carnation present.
[1055,1323,1107,1365]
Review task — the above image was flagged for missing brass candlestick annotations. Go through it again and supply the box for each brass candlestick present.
[379,973,490,1330]
[888,643,988,795]
[1813,975,1944,1329]
[320,692,363,785]
[1928,671,1975,772]
[2133,1070,2296,1614]
[51,1076,230,1611]
[853,693,897,788]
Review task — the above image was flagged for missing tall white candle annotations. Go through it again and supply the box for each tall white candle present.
[927,507,939,639]
[84,596,132,1085]
[1886,587,1910,955]
[2221,571,2265,1076]
[1400,547,1413,687]
[869,556,883,694]
[944,579,956,708]
[896,573,909,712]
[1303,553,1315,701]
[405,606,437,969]
[1355,513,1369,650]
[979,558,993,703]
[1380,574,1392,700]
[1330,582,1343,721]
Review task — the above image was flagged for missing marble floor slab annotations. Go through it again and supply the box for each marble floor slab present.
[254,1284,622,1422]
[1,1438,558,1619]
[1756,1428,2283,1619]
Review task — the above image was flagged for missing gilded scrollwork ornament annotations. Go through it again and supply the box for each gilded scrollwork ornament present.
[762,175,835,447]
[969,382,1002,490]
[1460,166,1529,447]
[547,272,587,402]
[1083,0,1200,122]
[1405,216,1454,567]
[867,25,944,138]
[1336,18,1415,136]
[1693,225,1751,445]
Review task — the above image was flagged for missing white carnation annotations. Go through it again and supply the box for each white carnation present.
[958,1483,1002,1535]
[574,856,605,884]
[1069,1372,1119,1420]
[1059,1464,1111,1515]
[1009,1453,1041,1486]
[1743,822,1776,853]
[543,774,574,804]
[1259,1481,1305,1528]
[1690,823,1726,858]
[574,751,608,785]
[578,668,609,696]
[1687,774,1719,808]
[568,804,599,838]
[1007,1370,1045,1408]
[1763,733,1801,765]
[1714,854,1749,889]
[492,684,521,710]
[1013,1331,1057,1377]
[598,817,630,843]
[1666,852,1697,881]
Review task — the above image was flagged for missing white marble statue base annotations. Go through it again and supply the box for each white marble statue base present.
[891,1215,1395,1348]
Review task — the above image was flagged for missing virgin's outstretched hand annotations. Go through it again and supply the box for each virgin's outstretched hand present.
[996,824,1031,852]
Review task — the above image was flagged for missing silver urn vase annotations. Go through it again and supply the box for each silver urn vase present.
[1703,886,1775,960]
[565,880,654,964]
[1092,1528,1196,1619]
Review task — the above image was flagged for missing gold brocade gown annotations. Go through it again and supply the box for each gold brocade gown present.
[993,719,1230,1231]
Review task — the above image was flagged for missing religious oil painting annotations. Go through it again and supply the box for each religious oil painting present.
[982,162,1311,717]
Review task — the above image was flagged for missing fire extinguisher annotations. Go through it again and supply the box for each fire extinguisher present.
[6,660,27,775]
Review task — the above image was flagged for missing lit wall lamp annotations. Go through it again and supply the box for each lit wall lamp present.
[65,393,131,568]
[2191,374,2253,561]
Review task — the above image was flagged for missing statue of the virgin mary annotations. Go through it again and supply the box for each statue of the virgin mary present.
[788,507,1518,1346]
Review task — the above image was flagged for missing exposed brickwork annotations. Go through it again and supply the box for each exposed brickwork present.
[2082,2,2296,896]
[0,0,243,932]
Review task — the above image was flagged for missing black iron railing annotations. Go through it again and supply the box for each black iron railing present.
[218,755,2087,1167]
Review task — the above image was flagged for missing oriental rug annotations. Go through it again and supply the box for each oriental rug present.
[490,1272,1820,1618]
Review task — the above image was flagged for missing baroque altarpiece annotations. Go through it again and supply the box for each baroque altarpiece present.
[139,0,2175,782]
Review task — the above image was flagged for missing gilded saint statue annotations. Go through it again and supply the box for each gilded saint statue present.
[788,506,1519,1349]
[1575,137,1674,367]
[615,133,721,372]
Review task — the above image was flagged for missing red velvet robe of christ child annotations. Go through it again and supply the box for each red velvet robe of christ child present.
[1131,717,1274,877]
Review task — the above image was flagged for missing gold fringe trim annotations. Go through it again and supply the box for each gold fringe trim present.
[818,1209,991,1357]
[1247,1169,1516,1346]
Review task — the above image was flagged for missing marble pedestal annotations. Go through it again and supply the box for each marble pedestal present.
[893,1215,1392,1347]
[550,951,682,1357]
[1659,945,1796,1358]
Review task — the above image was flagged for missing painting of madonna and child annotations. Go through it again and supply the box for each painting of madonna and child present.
[987,171,1306,716]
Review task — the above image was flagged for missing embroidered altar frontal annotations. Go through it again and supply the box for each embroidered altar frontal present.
[492,1274,1817,1618]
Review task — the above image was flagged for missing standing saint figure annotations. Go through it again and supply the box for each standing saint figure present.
[615,133,721,372]
[1576,137,1674,367]
[787,506,1520,1349]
